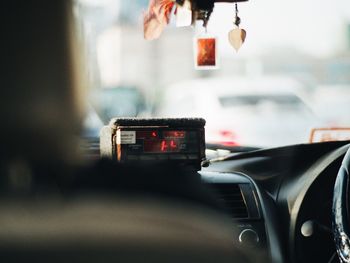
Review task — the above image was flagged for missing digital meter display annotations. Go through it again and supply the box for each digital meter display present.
[116,128,201,161]
[139,130,186,153]
[100,118,206,170]
[135,130,194,153]
[144,139,180,153]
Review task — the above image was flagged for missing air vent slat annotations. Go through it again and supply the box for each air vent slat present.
[80,137,100,159]
[211,184,249,219]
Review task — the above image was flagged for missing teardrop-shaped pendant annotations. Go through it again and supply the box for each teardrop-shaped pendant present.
[228,28,246,52]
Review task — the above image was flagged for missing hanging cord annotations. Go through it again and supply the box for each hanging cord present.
[234,3,241,27]
[203,10,210,33]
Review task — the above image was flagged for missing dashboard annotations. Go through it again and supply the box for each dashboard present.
[204,140,350,263]
[88,118,350,263]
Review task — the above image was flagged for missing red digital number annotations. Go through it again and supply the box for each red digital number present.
[163,131,186,138]
[160,140,178,152]
[144,139,180,153]
[137,131,158,139]
[170,140,177,149]
[160,140,168,152]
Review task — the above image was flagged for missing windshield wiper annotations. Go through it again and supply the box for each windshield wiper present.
[206,143,260,153]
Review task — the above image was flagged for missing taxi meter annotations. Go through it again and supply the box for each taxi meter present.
[100,118,206,170]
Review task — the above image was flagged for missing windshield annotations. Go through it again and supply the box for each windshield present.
[76,0,350,149]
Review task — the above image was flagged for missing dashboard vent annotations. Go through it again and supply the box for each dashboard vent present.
[80,137,100,160]
[211,184,249,219]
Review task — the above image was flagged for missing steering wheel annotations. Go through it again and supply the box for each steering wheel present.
[333,146,350,263]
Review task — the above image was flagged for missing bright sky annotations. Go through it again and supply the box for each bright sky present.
[208,0,350,58]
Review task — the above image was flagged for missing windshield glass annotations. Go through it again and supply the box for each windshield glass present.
[75,0,350,149]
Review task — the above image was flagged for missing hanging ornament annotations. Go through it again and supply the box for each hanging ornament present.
[194,35,218,69]
[228,3,246,52]
[143,0,175,40]
[194,20,218,70]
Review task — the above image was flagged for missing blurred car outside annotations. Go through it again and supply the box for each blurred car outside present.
[89,86,147,124]
[156,76,322,148]
[311,84,350,127]
[82,105,104,138]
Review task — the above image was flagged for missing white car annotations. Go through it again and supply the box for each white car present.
[311,85,350,127]
[156,77,320,147]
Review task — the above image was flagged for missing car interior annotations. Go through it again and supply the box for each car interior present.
[2,0,350,263]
